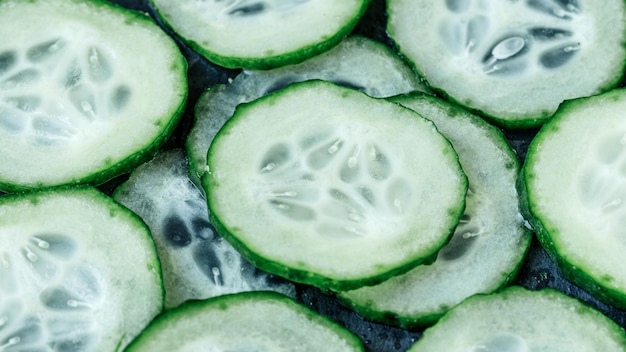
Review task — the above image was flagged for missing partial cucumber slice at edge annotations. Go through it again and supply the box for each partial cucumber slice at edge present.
[0,0,188,192]
[125,291,365,352]
[521,88,626,310]
[149,0,372,69]
[0,185,164,351]
[408,286,626,351]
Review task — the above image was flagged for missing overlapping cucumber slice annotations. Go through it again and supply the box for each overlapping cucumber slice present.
[0,186,163,351]
[187,35,428,186]
[387,0,626,128]
[0,0,187,192]
[113,148,295,309]
[149,0,371,69]
[203,80,467,291]
[338,93,531,328]
[408,286,626,351]
[125,291,365,352]
[521,88,626,310]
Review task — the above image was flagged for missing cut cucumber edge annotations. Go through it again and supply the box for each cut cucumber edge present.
[202,81,467,291]
[408,286,626,351]
[337,92,531,329]
[187,83,228,186]
[0,93,186,193]
[520,179,626,309]
[0,185,165,351]
[125,291,365,352]
[112,148,297,309]
[149,1,372,70]
[385,0,626,130]
[186,34,428,187]
[520,90,626,310]
[427,87,551,130]
[0,0,189,193]
[206,205,444,291]
[386,37,561,130]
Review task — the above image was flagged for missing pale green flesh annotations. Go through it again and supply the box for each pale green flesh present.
[149,0,369,68]
[387,0,626,128]
[0,0,186,191]
[125,292,364,352]
[408,287,626,351]
[113,148,295,309]
[204,81,467,290]
[188,35,428,186]
[339,93,530,327]
[0,187,163,352]
[523,88,626,308]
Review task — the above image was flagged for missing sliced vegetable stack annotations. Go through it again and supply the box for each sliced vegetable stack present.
[2,0,626,350]
[0,0,187,193]
[203,80,468,291]
[187,35,429,187]
[338,93,531,328]
[113,148,296,309]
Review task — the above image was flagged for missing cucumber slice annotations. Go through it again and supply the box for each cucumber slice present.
[203,80,467,291]
[338,93,531,328]
[125,291,364,352]
[408,286,626,351]
[521,88,626,310]
[113,148,295,309]
[387,0,626,129]
[0,186,163,351]
[0,0,187,192]
[148,0,371,69]
[187,35,428,186]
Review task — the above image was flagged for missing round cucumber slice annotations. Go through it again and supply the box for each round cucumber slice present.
[408,286,626,351]
[387,0,626,129]
[0,186,163,351]
[125,291,364,352]
[338,93,531,328]
[187,35,428,186]
[113,148,295,309]
[203,80,467,291]
[521,88,626,310]
[0,0,187,192]
[148,0,371,69]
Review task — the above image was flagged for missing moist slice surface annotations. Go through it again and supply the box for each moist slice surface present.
[339,93,531,328]
[522,88,626,309]
[114,148,295,309]
[408,286,626,352]
[0,186,163,351]
[0,0,187,192]
[149,0,370,69]
[387,0,626,128]
[125,291,364,352]
[203,81,467,291]
[187,35,428,186]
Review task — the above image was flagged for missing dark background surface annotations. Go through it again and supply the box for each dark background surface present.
[101,1,626,351]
